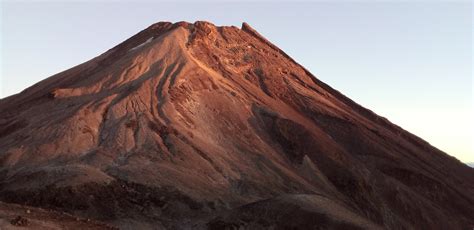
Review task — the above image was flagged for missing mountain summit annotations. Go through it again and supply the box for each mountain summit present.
[0,21,473,229]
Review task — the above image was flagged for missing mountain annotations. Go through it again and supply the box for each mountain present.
[0,21,473,229]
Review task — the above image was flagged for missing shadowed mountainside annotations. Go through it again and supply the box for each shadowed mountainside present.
[0,21,473,229]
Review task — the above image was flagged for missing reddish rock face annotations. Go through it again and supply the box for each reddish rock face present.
[0,21,473,229]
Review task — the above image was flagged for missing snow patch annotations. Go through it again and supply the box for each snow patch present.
[129,37,154,51]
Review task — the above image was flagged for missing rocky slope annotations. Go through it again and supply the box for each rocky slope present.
[0,21,473,229]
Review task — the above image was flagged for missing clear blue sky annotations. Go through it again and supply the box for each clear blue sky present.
[1,1,472,162]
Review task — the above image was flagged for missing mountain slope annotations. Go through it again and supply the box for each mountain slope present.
[0,21,473,229]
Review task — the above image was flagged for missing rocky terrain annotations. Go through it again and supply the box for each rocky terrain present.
[0,21,473,229]
[0,201,115,229]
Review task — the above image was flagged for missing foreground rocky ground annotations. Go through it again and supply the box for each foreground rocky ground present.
[0,201,115,229]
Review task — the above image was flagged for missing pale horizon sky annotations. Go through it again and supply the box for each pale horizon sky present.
[1,1,473,163]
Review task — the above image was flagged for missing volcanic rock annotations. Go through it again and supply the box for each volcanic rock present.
[0,21,473,229]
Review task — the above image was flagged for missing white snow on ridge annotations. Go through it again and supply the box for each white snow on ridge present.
[129,37,154,51]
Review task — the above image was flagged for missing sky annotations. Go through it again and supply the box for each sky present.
[0,0,472,163]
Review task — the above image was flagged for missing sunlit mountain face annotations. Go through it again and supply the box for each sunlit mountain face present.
[0,21,473,229]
